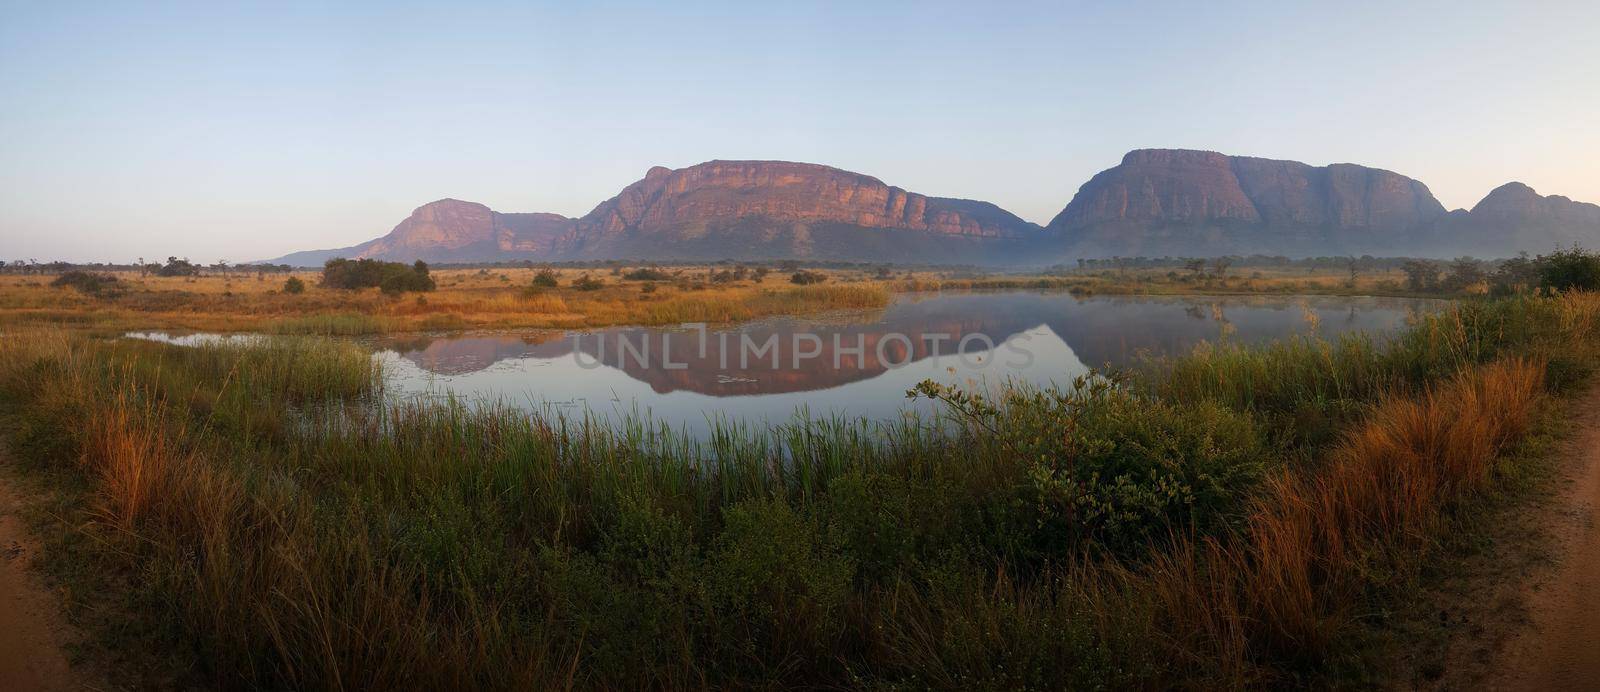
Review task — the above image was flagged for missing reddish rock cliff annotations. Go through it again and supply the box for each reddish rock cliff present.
[557,160,1040,260]
[351,199,574,262]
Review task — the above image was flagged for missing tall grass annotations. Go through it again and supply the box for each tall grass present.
[0,270,892,334]
[1,292,1598,687]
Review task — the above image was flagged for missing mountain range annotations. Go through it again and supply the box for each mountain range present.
[267,150,1600,266]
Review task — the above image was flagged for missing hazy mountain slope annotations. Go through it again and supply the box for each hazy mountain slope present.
[1046,149,1449,257]
[263,152,1600,265]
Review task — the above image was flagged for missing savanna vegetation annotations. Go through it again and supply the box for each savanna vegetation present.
[9,250,1590,336]
[321,258,437,294]
[0,265,893,334]
[2,286,1597,688]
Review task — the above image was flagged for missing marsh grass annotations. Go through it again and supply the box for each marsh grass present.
[0,269,892,334]
[2,292,1599,687]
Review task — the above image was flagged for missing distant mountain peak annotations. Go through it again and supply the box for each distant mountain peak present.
[1048,149,1447,256]
[261,150,1600,265]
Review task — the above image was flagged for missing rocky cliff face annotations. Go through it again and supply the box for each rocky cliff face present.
[1048,149,1448,256]
[555,160,1040,261]
[263,152,1600,266]
[349,199,574,262]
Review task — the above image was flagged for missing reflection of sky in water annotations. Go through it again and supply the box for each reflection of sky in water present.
[363,292,1441,436]
[377,324,1083,437]
[130,292,1441,438]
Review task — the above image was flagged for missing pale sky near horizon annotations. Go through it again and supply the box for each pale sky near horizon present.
[2,1,1597,262]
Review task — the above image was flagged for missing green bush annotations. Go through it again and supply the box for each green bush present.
[50,270,121,296]
[622,267,671,281]
[1537,246,1600,292]
[573,274,604,291]
[790,270,826,285]
[282,276,305,294]
[531,268,560,288]
[321,258,434,293]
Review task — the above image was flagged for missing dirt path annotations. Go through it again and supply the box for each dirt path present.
[0,470,99,691]
[1485,388,1600,690]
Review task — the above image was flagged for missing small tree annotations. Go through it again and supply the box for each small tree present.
[1401,259,1441,292]
[531,268,560,288]
[1537,246,1600,292]
[1210,257,1232,280]
[1489,252,1539,295]
[283,276,306,294]
[156,256,201,277]
[1442,257,1485,292]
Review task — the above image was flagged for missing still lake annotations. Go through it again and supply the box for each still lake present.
[330,292,1439,435]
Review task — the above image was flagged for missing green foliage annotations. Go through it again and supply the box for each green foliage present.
[622,267,670,281]
[320,258,435,293]
[573,274,604,291]
[282,276,305,294]
[1401,259,1440,292]
[1537,246,1600,292]
[910,377,1269,556]
[154,256,200,277]
[50,270,121,296]
[790,270,826,285]
[531,268,560,287]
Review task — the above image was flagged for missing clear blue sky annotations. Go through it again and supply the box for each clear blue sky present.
[2,1,1596,262]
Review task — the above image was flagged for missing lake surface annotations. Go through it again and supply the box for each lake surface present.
[343,292,1438,435]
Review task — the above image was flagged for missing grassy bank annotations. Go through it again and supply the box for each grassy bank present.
[2,265,1453,336]
[893,266,1444,299]
[1,293,1597,688]
[0,268,892,334]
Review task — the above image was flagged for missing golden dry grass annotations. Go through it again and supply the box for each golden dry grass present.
[1122,357,1546,682]
[0,267,892,334]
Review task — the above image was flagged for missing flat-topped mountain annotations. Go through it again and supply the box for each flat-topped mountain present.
[556,160,1039,261]
[1047,149,1449,257]
[268,161,1040,265]
[265,151,1600,265]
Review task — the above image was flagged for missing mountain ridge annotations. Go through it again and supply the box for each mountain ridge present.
[263,152,1600,265]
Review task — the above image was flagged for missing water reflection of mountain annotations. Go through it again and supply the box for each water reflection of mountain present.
[370,293,1435,397]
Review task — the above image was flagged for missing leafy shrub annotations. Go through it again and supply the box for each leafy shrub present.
[1537,246,1600,292]
[282,276,306,294]
[154,256,200,277]
[912,377,1269,556]
[623,267,670,281]
[321,258,435,293]
[531,268,559,288]
[573,274,604,291]
[50,270,121,296]
[790,270,827,285]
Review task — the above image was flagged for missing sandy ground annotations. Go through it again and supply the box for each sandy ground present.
[0,468,99,691]
[1483,388,1600,690]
